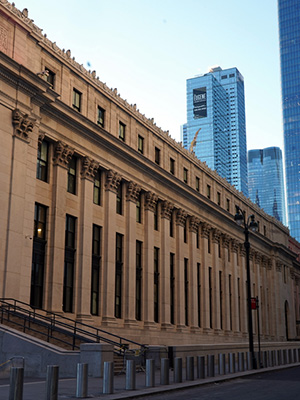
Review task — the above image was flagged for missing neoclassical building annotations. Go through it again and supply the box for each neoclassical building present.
[0,1,300,347]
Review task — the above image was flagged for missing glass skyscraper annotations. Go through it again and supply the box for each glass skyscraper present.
[278,0,300,240]
[183,66,248,196]
[248,147,287,225]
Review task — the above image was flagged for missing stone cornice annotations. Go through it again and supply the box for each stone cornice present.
[105,169,121,193]
[53,140,74,168]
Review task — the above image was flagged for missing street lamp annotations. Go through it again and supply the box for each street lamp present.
[234,205,258,369]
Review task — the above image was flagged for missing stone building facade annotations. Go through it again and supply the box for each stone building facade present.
[0,1,300,346]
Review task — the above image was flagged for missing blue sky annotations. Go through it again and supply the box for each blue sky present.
[15,0,281,151]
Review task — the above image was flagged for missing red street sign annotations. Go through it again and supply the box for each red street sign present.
[251,297,257,310]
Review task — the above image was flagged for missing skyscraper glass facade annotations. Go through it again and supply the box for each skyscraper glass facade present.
[184,66,248,196]
[248,147,287,225]
[278,0,300,241]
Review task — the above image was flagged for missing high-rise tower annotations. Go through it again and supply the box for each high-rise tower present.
[278,0,300,241]
[248,147,287,225]
[183,66,248,196]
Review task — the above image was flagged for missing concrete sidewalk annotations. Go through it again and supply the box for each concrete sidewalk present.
[0,363,299,400]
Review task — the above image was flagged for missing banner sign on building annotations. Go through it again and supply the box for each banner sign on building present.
[193,87,207,119]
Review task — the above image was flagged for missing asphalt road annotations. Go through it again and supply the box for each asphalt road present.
[140,366,300,400]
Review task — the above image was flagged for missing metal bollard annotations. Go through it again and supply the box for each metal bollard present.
[174,357,182,383]
[238,352,244,372]
[207,354,215,377]
[46,365,59,400]
[9,367,24,400]
[186,356,194,381]
[229,353,235,373]
[146,359,155,388]
[218,354,225,375]
[76,363,88,398]
[197,356,205,379]
[160,358,169,385]
[103,361,114,394]
[126,360,136,390]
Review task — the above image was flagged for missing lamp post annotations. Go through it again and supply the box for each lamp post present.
[234,205,258,369]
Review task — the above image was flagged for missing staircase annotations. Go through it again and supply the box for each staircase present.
[0,298,146,373]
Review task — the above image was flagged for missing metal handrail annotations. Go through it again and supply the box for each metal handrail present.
[0,298,144,352]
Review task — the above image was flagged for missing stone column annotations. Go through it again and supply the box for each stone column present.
[261,256,269,337]
[124,181,141,327]
[266,258,276,339]
[231,240,240,333]
[175,208,187,330]
[160,201,174,329]
[239,244,248,334]
[47,140,74,312]
[76,157,99,322]
[222,235,231,333]
[102,170,121,326]
[189,216,200,330]
[200,222,211,332]
[3,109,35,301]
[212,229,221,333]
[143,191,158,328]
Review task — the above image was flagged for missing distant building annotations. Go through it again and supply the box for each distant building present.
[248,147,287,225]
[278,0,300,241]
[183,66,248,196]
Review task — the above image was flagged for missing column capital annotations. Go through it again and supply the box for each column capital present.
[222,234,231,249]
[261,255,269,268]
[105,169,122,193]
[81,156,99,181]
[53,140,74,168]
[212,228,221,244]
[255,251,262,264]
[12,108,34,141]
[189,216,200,233]
[239,243,246,257]
[201,222,211,238]
[276,261,283,272]
[175,208,187,227]
[126,181,141,203]
[231,239,240,253]
[161,200,174,220]
[144,191,158,212]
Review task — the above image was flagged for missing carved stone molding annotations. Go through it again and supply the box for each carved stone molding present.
[255,252,262,264]
[175,208,187,227]
[249,249,255,261]
[239,243,246,258]
[290,270,295,280]
[105,169,121,193]
[144,191,158,212]
[222,234,231,249]
[231,239,239,253]
[276,261,283,272]
[161,201,174,220]
[201,222,211,239]
[267,259,273,270]
[81,157,99,181]
[189,216,200,233]
[12,108,34,141]
[295,277,300,286]
[38,132,45,145]
[53,141,74,168]
[126,181,141,203]
[261,255,269,269]
[212,229,221,244]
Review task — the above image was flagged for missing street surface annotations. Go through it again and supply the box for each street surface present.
[141,366,300,400]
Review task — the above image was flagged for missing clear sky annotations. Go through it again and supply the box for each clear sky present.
[15,0,282,151]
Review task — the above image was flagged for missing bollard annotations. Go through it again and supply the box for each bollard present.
[207,354,215,377]
[9,367,24,400]
[218,354,225,375]
[229,353,235,373]
[76,363,88,398]
[197,356,205,379]
[238,352,244,372]
[186,356,194,381]
[146,359,155,388]
[126,360,136,390]
[174,357,182,383]
[160,358,169,385]
[103,361,114,394]
[46,365,59,400]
